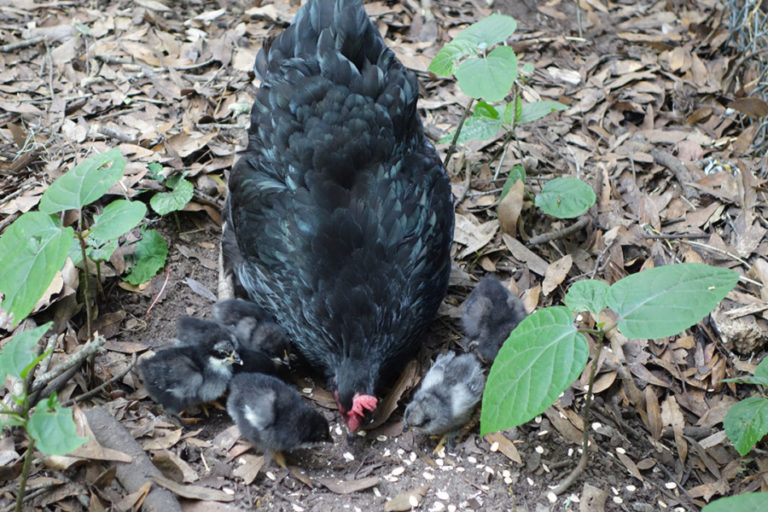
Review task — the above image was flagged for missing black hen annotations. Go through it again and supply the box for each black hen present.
[224,0,453,431]
[227,373,331,461]
[461,276,527,362]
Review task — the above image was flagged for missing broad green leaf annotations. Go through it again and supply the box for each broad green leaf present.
[124,229,168,285]
[439,115,503,144]
[0,212,74,327]
[455,46,518,102]
[150,176,193,215]
[39,148,125,213]
[723,397,768,456]
[606,263,739,339]
[474,100,500,120]
[0,322,52,382]
[702,493,768,512]
[535,177,596,219]
[500,165,526,200]
[89,200,146,243]
[68,237,83,265]
[517,100,568,124]
[502,100,521,124]
[87,239,119,263]
[481,307,589,434]
[27,395,88,455]
[565,280,609,315]
[428,39,478,76]
[454,14,517,49]
[722,357,768,386]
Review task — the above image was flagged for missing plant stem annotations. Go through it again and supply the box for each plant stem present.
[76,229,92,340]
[443,98,474,168]
[552,331,605,494]
[15,438,35,512]
[95,261,104,298]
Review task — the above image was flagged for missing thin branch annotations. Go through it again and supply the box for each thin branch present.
[146,266,172,320]
[0,36,44,52]
[528,216,590,246]
[29,334,106,395]
[61,354,137,407]
[442,98,474,168]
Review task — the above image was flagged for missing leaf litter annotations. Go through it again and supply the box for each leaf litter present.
[1,0,768,510]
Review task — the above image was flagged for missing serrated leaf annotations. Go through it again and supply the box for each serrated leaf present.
[481,307,589,434]
[535,177,595,219]
[454,14,517,48]
[150,177,193,215]
[565,280,609,315]
[124,229,168,285]
[724,397,768,456]
[606,263,739,339]
[455,46,518,102]
[0,322,52,382]
[39,148,125,213]
[89,200,146,243]
[27,396,88,455]
[702,493,768,512]
[0,212,74,328]
[428,39,478,76]
[517,100,568,124]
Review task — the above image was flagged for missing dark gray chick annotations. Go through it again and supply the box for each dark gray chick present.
[462,276,527,362]
[213,298,270,326]
[214,299,290,362]
[227,372,331,466]
[404,351,485,443]
[138,336,241,416]
[177,315,282,376]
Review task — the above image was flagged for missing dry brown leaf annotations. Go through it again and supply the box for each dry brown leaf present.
[384,485,429,511]
[498,178,523,236]
[368,359,419,430]
[484,432,522,464]
[142,428,183,451]
[316,476,380,495]
[502,234,548,276]
[661,396,687,465]
[454,214,498,259]
[542,254,573,296]
[232,454,264,485]
[616,451,644,482]
[152,474,234,502]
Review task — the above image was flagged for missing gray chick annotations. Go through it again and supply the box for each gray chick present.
[404,352,485,444]
[227,372,331,467]
[138,334,241,416]
[462,276,527,363]
[214,299,290,361]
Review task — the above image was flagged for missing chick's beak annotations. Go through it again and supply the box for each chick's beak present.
[227,351,242,365]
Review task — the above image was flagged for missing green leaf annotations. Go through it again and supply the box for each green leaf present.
[428,39,478,77]
[521,62,534,75]
[87,239,119,263]
[500,165,526,200]
[702,493,768,512]
[39,148,125,214]
[481,306,589,434]
[455,46,518,102]
[502,100,521,124]
[724,397,768,456]
[124,229,168,285]
[0,212,74,327]
[88,200,146,244]
[146,162,164,181]
[0,322,52,382]
[723,357,768,386]
[474,100,500,120]
[517,100,568,124]
[606,263,739,339]
[150,176,193,215]
[27,395,88,455]
[439,114,503,144]
[565,280,609,315]
[535,177,596,219]
[454,14,517,49]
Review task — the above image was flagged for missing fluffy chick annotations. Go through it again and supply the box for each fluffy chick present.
[461,276,527,362]
[213,298,270,326]
[214,299,290,361]
[227,373,331,463]
[404,352,485,439]
[138,337,241,415]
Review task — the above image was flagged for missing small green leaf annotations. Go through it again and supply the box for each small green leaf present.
[146,162,164,180]
[521,62,534,75]
[474,100,500,120]
[87,239,119,263]
[454,14,517,49]
[455,46,518,102]
[439,114,503,144]
[724,397,768,456]
[0,212,74,327]
[606,263,739,339]
[428,39,478,76]
[481,307,589,434]
[0,322,52,382]
[702,493,768,512]
[124,229,168,285]
[39,148,125,213]
[502,100,521,125]
[150,177,193,215]
[722,357,768,386]
[27,395,88,455]
[565,280,610,315]
[89,200,147,244]
[500,165,526,201]
[517,100,568,124]
[535,177,596,219]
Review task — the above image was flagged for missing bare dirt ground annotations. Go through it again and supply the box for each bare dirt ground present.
[1,0,767,511]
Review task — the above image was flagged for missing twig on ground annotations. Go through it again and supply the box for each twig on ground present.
[29,334,107,396]
[61,354,137,407]
[651,149,699,201]
[0,36,44,52]
[146,267,172,320]
[528,216,590,246]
